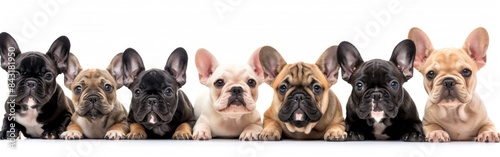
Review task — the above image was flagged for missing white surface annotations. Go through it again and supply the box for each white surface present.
[1,0,500,155]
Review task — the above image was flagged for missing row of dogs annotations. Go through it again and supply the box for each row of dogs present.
[0,27,497,142]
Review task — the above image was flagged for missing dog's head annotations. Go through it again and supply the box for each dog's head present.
[117,47,188,129]
[64,52,125,120]
[258,45,340,134]
[0,32,77,110]
[337,40,416,125]
[408,27,488,107]
[195,48,264,119]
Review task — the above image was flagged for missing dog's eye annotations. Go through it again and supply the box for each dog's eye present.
[44,72,53,80]
[134,89,141,97]
[426,71,436,80]
[74,85,82,94]
[461,69,472,77]
[355,81,364,91]
[104,84,112,92]
[214,79,225,88]
[390,80,399,90]
[247,79,256,88]
[312,84,323,94]
[278,83,287,95]
[165,87,173,96]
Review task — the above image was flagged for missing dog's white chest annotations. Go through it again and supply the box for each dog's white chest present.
[372,123,389,140]
[15,108,43,138]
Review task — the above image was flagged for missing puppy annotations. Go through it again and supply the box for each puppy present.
[337,39,424,141]
[192,48,264,141]
[408,27,500,142]
[258,45,346,141]
[0,32,75,139]
[60,53,129,140]
[119,47,195,140]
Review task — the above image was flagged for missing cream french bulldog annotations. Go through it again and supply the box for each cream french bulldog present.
[409,27,499,142]
[192,48,264,141]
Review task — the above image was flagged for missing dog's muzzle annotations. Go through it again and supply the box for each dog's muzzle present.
[279,90,322,128]
[227,86,246,106]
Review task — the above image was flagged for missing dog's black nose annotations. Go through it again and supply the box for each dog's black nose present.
[230,87,243,95]
[147,97,158,106]
[443,78,456,90]
[26,80,36,88]
[87,95,100,104]
[372,93,382,101]
[294,93,305,101]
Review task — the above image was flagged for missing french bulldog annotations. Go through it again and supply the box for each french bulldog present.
[119,47,196,140]
[192,48,264,141]
[337,39,424,141]
[60,52,129,140]
[258,45,346,141]
[408,27,500,142]
[0,32,75,139]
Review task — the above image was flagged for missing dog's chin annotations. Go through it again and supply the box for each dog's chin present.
[140,112,173,126]
[284,122,317,134]
[79,109,104,120]
[217,104,252,115]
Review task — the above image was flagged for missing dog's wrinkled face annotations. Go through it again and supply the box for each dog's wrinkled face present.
[119,48,188,130]
[259,46,340,133]
[408,27,488,107]
[337,40,416,124]
[195,48,264,118]
[0,32,74,110]
[70,69,118,119]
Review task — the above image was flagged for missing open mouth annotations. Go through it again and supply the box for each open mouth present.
[84,108,102,119]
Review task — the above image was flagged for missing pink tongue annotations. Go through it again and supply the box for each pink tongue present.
[371,111,384,117]
[148,114,156,124]
[27,97,36,106]
[294,109,305,121]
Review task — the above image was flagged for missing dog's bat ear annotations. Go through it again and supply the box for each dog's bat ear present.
[316,45,340,85]
[195,48,219,85]
[258,46,287,85]
[337,41,363,82]
[390,39,416,81]
[107,52,125,88]
[463,27,489,69]
[46,35,71,74]
[408,27,434,71]
[119,48,145,88]
[165,47,188,87]
[0,32,21,71]
[248,46,265,82]
[63,53,82,89]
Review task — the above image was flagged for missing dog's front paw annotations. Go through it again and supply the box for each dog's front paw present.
[476,131,500,142]
[259,127,281,141]
[239,130,260,141]
[105,130,125,140]
[126,130,147,140]
[60,130,83,140]
[324,129,347,141]
[41,129,63,139]
[192,130,212,140]
[401,131,425,142]
[347,131,365,141]
[426,130,450,142]
[173,130,192,140]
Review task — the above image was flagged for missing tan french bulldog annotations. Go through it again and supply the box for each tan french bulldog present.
[60,53,129,140]
[409,27,500,142]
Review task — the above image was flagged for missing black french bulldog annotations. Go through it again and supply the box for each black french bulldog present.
[117,48,196,139]
[337,39,424,142]
[0,32,76,139]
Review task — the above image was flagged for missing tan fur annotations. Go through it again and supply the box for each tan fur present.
[61,69,129,140]
[127,123,146,139]
[409,27,499,142]
[172,122,194,140]
[259,45,346,140]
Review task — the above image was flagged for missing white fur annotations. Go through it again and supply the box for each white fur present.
[15,98,43,138]
[193,63,263,140]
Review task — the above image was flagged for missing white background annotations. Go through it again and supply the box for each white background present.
[1,0,500,156]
